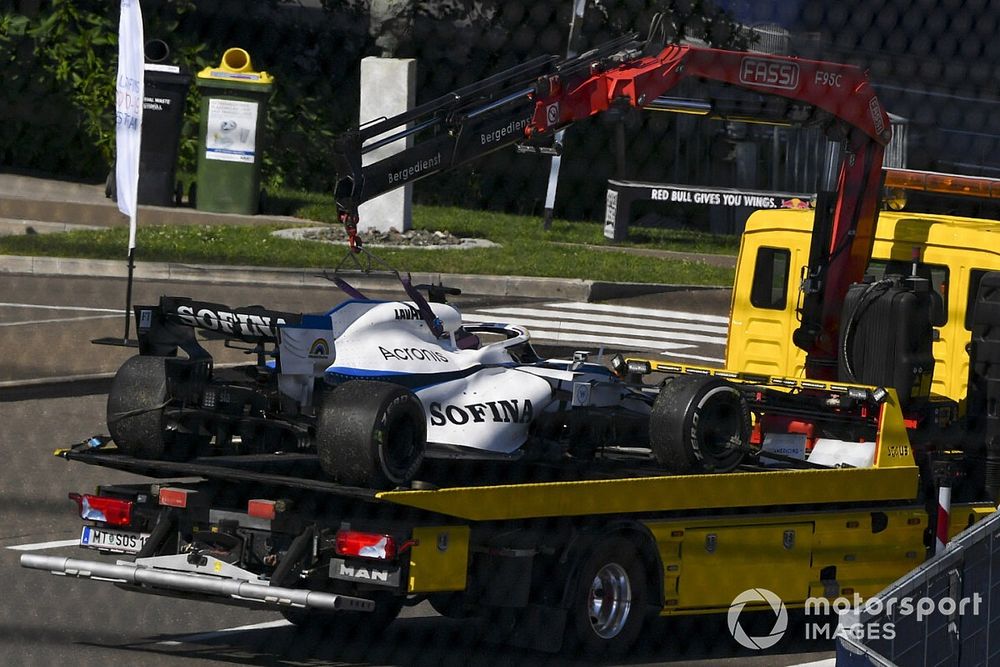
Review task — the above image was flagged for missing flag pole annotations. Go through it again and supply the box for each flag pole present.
[123,240,136,343]
[94,0,144,348]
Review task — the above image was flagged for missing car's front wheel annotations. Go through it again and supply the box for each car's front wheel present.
[650,375,750,473]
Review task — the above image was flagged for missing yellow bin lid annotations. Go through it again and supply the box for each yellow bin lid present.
[197,48,274,85]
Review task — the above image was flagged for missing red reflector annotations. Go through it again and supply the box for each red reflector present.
[158,487,192,508]
[69,492,132,527]
[247,499,276,520]
[335,530,396,560]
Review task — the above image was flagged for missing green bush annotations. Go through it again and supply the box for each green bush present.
[0,0,205,179]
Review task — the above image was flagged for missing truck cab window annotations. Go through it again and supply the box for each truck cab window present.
[750,247,791,310]
[966,269,988,331]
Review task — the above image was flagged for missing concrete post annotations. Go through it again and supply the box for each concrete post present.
[358,57,416,233]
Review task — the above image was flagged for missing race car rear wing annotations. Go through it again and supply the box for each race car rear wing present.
[133,279,452,358]
[134,297,304,357]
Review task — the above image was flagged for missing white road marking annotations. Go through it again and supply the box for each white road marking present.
[549,301,730,324]
[658,351,725,364]
[468,305,728,334]
[157,620,292,645]
[0,302,125,313]
[6,538,80,551]
[464,301,728,364]
[468,314,723,346]
[523,329,696,352]
[0,314,122,327]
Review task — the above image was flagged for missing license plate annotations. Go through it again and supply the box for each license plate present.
[80,525,151,554]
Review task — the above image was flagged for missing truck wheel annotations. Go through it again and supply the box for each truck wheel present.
[650,375,750,474]
[281,589,403,639]
[565,538,648,658]
[316,381,426,489]
[427,591,475,619]
[107,356,171,459]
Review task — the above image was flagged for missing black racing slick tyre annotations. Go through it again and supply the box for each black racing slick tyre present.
[107,355,171,459]
[650,375,750,474]
[316,381,426,489]
[565,538,648,658]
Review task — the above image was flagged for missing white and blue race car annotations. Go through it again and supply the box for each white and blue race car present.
[107,280,749,488]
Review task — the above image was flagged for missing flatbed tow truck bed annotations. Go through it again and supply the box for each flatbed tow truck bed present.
[56,445,924,521]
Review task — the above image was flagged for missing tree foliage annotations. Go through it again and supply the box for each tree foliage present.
[1,0,753,208]
[1,0,204,178]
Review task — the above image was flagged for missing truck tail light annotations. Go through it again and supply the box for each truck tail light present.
[69,493,133,527]
[248,499,276,520]
[158,487,193,508]
[335,530,397,561]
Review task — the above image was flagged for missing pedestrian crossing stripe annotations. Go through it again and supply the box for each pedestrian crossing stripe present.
[463,302,727,364]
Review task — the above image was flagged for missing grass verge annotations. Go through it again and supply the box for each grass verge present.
[0,203,737,286]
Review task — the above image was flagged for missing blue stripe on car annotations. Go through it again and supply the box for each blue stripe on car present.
[325,364,500,392]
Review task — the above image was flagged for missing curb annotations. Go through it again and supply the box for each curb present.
[0,372,114,403]
[551,241,737,269]
[0,255,723,301]
[0,218,104,235]
[0,361,252,402]
[0,193,311,229]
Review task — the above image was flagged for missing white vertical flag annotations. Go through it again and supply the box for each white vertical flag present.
[115,0,144,252]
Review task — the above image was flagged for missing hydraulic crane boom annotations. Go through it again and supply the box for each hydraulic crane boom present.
[526,44,892,377]
[331,34,639,220]
[332,36,892,378]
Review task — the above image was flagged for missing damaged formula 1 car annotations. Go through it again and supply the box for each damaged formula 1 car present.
[107,277,750,489]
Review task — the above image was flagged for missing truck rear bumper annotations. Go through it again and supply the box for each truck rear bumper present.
[20,553,375,613]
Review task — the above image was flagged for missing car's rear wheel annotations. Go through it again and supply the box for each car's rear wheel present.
[108,355,208,460]
[315,380,426,489]
[650,375,750,473]
[107,355,172,459]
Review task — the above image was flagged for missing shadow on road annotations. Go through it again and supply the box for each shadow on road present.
[0,378,113,404]
[67,611,834,667]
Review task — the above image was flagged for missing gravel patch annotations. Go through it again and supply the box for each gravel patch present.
[273,226,498,249]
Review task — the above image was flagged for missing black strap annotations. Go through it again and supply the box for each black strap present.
[400,274,444,338]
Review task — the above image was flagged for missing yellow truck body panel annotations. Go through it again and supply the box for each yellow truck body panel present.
[408,525,471,593]
[727,208,1000,404]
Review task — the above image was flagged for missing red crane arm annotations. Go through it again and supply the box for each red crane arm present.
[528,45,892,376]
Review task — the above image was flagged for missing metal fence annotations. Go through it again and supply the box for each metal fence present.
[836,509,1000,667]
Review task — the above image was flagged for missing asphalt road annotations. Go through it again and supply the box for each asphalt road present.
[0,273,836,666]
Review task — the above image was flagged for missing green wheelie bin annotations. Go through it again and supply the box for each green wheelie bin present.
[193,48,274,214]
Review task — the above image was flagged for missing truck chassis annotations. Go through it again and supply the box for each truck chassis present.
[21,422,995,656]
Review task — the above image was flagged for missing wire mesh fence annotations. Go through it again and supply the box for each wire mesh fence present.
[3,2,1000,666]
